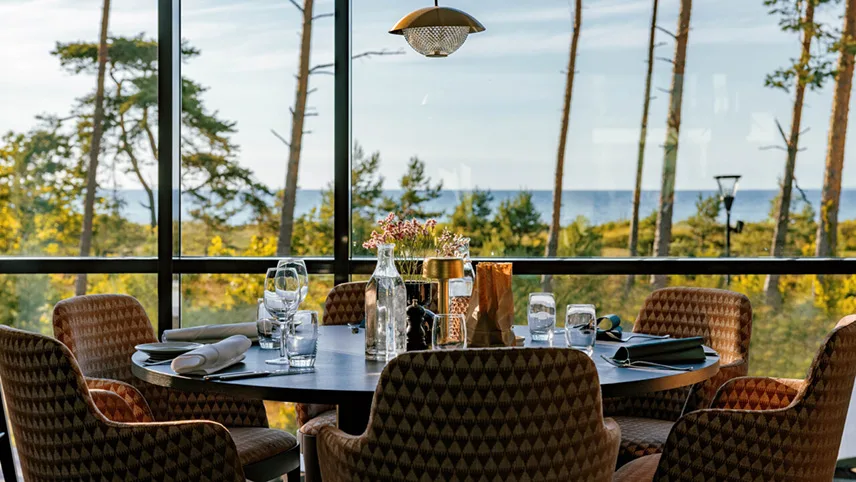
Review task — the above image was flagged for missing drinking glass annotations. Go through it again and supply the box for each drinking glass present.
[256,298,279,350]
[277,258,309,304]
[285,310,319,368]
[432,314,467,350]
[528,293,556,342]
[565,304,596,356]
[265,267,301,365]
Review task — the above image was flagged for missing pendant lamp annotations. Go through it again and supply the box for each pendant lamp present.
[389,1,485,58]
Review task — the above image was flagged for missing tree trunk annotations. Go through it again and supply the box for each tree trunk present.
[764,0,815,307]
[116,78,157,229]
[650,0,692,289]
[543,0,582,292]
[816,0,856,258]
[626,0,659,294]
[277,0,314,256]
[75,0,111,296]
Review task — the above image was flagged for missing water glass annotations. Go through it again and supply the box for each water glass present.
[565,304,596,355]
[432,314,467,350]
[285,310,319,368]
[528,293,556,341]
[256,298,280,350]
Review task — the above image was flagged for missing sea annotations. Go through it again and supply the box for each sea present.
[105,189,856,226]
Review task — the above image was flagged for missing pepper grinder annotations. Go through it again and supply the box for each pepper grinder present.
[422,257,464,315]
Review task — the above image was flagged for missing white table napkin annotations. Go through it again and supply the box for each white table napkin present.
[162,322,258,343]
[171,335,252,375]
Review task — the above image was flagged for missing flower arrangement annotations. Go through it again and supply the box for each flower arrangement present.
[363,213,438,279]
[435,228,469,257]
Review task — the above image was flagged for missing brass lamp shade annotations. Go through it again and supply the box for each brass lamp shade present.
[389,6,485,58]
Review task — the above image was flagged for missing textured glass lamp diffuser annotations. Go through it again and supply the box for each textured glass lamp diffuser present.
[389,1,485,58]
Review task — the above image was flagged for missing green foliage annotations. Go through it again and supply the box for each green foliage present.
[449,188,494,249]
[381,156,443,218]
[491,191,546,256]
[672,195,722,257]
[764,0,838,92]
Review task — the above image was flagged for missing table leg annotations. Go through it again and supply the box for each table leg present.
[337,394,373,436]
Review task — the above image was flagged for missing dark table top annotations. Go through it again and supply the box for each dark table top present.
[132,325,720,405]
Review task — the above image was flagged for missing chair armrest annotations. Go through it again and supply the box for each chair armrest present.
[90,389,138,423]
[86,377,154,422]
[317,425,368,482]
[656,404,835,481]
[683,358,749,413]
[107,420,245,481]
[709,376,802,411]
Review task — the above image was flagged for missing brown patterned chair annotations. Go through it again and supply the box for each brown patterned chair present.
[318,348,622,482]
[0,324,246,481]
[298,281,367,481]
[604,287,753,467]
[614,315,856,482]
[51,294,300,482]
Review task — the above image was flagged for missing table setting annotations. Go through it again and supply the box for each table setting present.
[132,214,720,437]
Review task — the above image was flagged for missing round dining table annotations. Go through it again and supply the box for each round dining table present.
[132,325,720,436]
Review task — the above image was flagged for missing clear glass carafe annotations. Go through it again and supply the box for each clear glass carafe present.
[365,243,407,360]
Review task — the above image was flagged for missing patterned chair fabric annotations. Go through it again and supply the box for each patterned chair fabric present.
[318,348,621,482]
[614,315,856,482]
[0,324,245,481]
[604,287,753,466]
[51,294,300,476]
[322,281,367,327]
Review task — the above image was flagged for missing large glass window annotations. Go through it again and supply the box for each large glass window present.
[351,0,856,271]
[179,1,335,258]
[0,1,158,259]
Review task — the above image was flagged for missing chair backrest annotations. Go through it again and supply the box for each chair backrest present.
[361,348,620,481]
[0,325,245,481]
[323,281,367,326]
[53,294,157,383]
[52,294,269,427]
[635,287,752,366]
[655,316,856,481]
[790,315,856,472]
[0,325,102,480]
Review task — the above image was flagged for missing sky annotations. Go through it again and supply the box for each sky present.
[2,0,856,192]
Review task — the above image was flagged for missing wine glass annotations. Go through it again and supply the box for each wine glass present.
[264,267,302,365]
[278,258,309,304]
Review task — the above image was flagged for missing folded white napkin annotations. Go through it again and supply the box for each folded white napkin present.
[162,322,258,343]
[171,335,252,375]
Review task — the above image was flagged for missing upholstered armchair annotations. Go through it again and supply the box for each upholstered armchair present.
[51,294,299,482]
[614,315,856,482]
[604,287,752,466]
[0,324,246,481]
[318,348,622,482]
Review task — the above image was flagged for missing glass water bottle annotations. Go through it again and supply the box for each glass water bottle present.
[365,243,407,360]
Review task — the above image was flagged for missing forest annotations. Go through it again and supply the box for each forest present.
[3,0,856,433]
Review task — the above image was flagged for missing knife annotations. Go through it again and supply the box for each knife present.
[206,368,315,381]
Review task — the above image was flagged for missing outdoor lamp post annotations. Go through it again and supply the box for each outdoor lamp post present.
[715,175,744,285]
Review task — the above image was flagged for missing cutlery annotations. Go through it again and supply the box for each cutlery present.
[347,323,361,334]
[205,368,316,381]
[142,358,175,366]
[602,331,671,342]
[600,355,692,372]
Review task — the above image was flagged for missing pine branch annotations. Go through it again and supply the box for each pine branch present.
[288,0,303,12]
[655,26,676,39]
[313,12,334,20]
[271,129,290,147]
